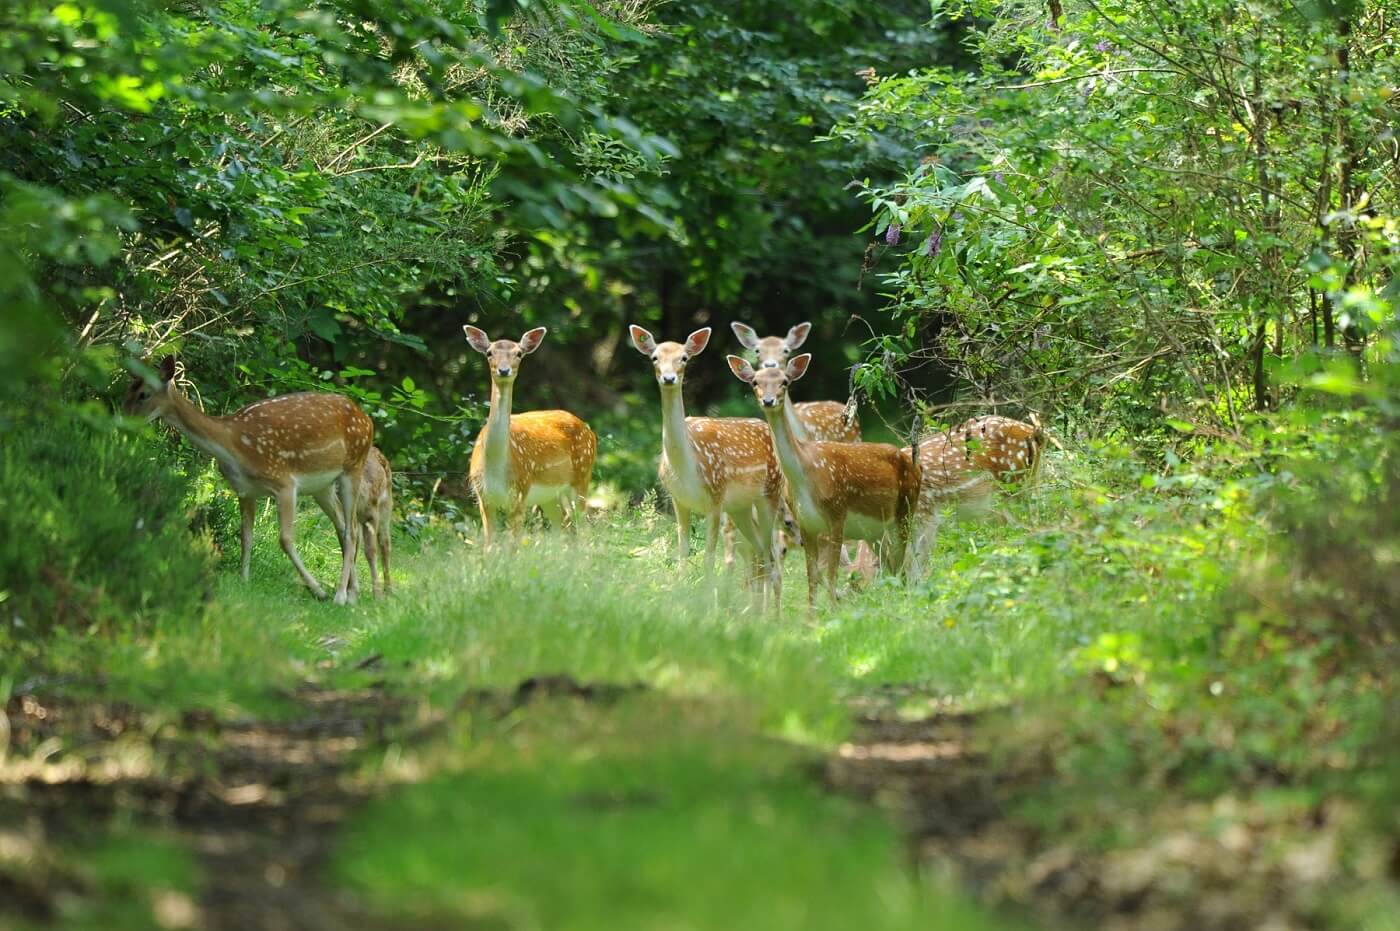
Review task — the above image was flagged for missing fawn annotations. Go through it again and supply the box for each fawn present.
[355,446,394,596]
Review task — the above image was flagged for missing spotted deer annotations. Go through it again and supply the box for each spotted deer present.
[464,326,596,548]
[355,447,393,596]
[907,414,1049,576]
[631,326,784,609]
[730,320,873,576]
[728,353,921,607]
[124,355,373,603]
[730,321,859,442]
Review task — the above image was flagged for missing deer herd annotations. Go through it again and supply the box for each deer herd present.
[125,322,1047,612]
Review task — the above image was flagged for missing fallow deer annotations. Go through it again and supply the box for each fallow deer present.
[907,414,1050,575]
[464,326,596,547]
[124,356,373,603]
[730,321,859,442]
[355,446,393,596]
[631,326,784,609]
[730,320,873,575]
[728,353,921,608]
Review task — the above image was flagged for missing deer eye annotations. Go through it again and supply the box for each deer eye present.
[679,354,689,363]
[650,353,659,363]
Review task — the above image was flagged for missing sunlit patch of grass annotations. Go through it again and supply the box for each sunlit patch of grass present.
[332,692,1014,931]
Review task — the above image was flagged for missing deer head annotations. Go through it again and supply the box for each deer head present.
[727,353,811,410]
[730,321,811,369]
[629,326,711,390]
[464,325,547,384]
[123,355,179,422]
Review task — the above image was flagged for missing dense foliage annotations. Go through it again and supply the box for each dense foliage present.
[1,4,1397,925]
[837,0,1398,431]
[0,417,214,639]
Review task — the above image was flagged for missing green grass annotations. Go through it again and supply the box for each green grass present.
[333,693,1009,931]
[10,438,1395,931]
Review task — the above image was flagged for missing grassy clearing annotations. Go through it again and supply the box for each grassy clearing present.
[333,693,1010,931]
[8,436,1396,930]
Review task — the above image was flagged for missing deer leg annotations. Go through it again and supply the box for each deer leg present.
[478,500,496,550]
[506,497,527,548]
[721,514,737,569]
[823,519,846,604]
[673,502,691,564]
[746,502,782,615]
[312,486,356,599]
[703,511,721,596]
[332,472,358,605]
[276,488,327,600]
[379,508,392,592]
[909,506,941,583]
[802,533,822,613]
[238,496,256,581]
[362,522,381,597]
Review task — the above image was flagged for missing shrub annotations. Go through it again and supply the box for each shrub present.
[0,411,214,643]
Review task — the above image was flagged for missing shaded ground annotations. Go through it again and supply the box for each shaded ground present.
[827,689,1388,931]
[2,683,403,930]
[1,675,649,931]
[5,680,1387,931]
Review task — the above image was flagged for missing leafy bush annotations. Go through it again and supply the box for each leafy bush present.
[0,412,215,642]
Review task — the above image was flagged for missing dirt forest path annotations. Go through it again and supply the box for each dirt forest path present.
[3,678,1348,930]
[4,682,406,930]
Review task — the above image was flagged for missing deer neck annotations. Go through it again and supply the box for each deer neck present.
[766,401,821,519]
[162,388,243,475]
[482,378,514,487]
[658,386,703,490]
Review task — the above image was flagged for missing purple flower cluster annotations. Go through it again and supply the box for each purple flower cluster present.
[921,229,943,257]
[885,222,902,246]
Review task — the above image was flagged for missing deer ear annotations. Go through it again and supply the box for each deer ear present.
[159,355,178,383]
[784,322,812,350]
[727,355,757,384]
[786,354,812,382]
[518,327,547,354]
[629,325,657,355]
[684,327,711,356]
[731,322,759,350]
[463,326,492,354]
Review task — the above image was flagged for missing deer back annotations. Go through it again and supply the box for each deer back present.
[228,393,374,480]
[795,401,860,443]
[952,415,1045,482]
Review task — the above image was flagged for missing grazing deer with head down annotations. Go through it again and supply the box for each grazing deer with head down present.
[124,355,373,603]
[355,446,394,596]
[631,326,784,609]
[907,413,1049,576]
[728,353,920,607]
[463,326,596,547]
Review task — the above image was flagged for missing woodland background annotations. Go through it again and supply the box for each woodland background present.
[1,1,1397,929]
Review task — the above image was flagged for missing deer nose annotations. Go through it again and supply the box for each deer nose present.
[497,366,512,377]
[761,360,779,369]
[661,374,678,385]
[762,397,777,408]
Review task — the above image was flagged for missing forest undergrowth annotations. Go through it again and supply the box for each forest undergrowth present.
[2,401,1395,930]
